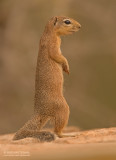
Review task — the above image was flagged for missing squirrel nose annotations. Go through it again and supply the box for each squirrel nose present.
[78,25,81,29]
[78,24,81,29]
[75,22,81,29]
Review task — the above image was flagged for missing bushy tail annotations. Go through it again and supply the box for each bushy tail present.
[13,114,55,142]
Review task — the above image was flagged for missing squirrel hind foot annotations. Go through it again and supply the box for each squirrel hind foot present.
[34,131,56,142]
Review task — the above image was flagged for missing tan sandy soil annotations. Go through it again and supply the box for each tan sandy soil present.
[0,127,116,160]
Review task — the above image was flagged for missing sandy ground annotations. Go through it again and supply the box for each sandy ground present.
[0,127,116,160]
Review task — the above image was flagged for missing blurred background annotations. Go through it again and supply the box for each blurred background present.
[0,0,116,134]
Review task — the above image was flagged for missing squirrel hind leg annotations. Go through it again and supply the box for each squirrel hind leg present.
[54,108,69,138]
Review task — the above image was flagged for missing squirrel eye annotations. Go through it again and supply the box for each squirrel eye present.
[64,20,71,25]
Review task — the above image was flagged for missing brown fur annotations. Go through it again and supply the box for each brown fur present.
[13,16,81,142]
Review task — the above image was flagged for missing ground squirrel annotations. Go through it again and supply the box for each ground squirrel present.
[13,16,81,142]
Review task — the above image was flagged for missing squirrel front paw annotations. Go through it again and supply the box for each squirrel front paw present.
[62,62,69,74]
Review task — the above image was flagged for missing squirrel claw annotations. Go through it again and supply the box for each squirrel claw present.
[66,70,69,75]
[63,68,69,74]
[62,64,69,75]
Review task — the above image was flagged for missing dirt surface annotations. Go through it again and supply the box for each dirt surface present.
[0,127,116,160]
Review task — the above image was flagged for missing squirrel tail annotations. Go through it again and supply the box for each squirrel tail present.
[13,114,55,142]
[13,130,55,142]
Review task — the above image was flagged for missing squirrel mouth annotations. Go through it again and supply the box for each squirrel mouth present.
[69,29,78,33]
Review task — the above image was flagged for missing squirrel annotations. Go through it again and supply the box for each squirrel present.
[13,16,81,142]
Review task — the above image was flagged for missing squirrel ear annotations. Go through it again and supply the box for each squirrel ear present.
[54,17,57,25]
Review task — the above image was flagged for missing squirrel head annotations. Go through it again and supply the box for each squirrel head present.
[51,16,81,36]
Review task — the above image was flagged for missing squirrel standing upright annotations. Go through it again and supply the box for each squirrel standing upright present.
[13,16,81,142]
